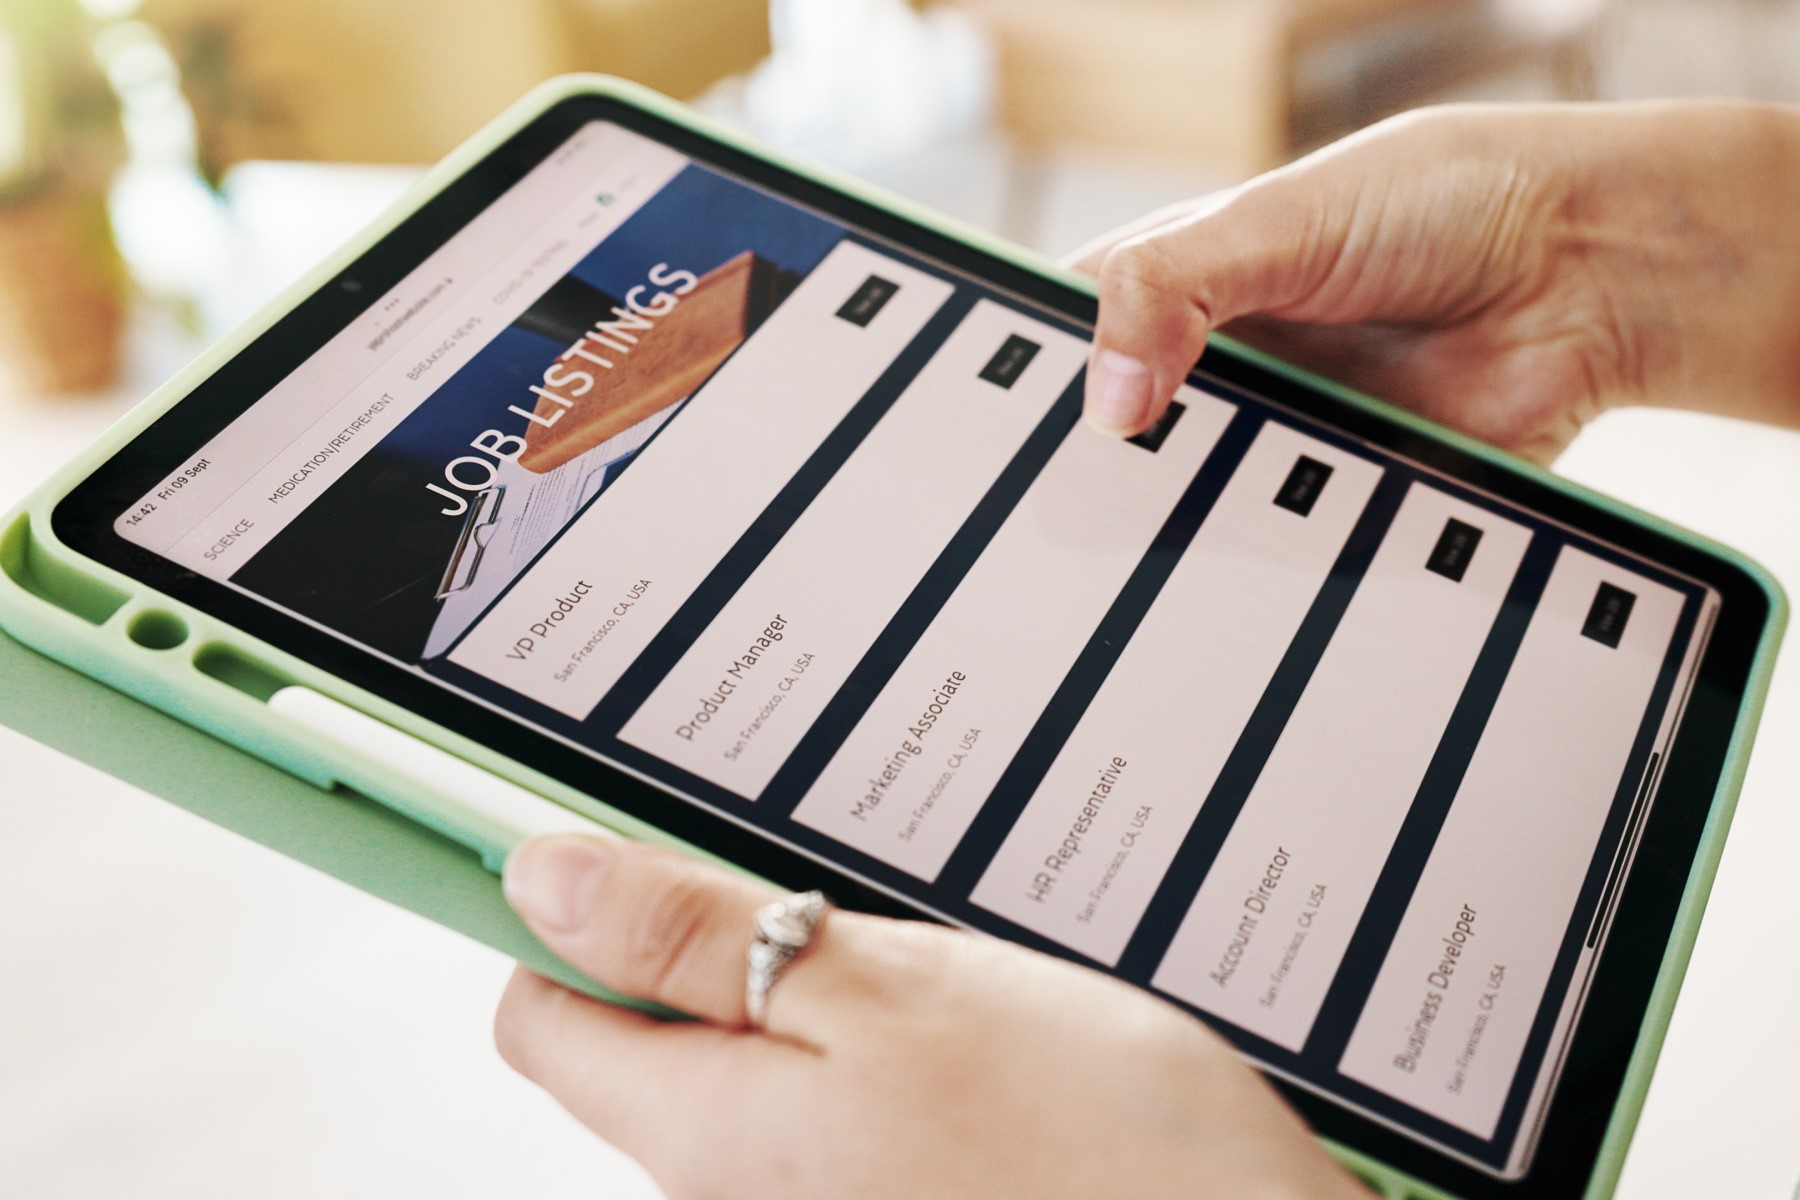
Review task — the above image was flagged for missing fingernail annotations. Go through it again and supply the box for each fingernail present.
[1086,349,1153,435]
[503,836,611,933]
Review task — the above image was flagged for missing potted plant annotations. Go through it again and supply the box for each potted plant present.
[0,0,130,396]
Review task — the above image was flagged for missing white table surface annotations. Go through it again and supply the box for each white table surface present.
[1,165,1796,1200]
[0,164,667,1200]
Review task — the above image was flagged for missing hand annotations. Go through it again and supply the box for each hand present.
[494,834,1368,1200]
[1073,100,1800,462]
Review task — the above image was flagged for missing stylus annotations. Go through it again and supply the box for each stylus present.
[267,685,615,867]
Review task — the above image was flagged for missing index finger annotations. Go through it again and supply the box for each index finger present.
[1080,178,1337,438]
[1060,192,1229,276]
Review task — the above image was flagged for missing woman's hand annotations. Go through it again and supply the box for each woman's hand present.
[495,834,1367,1200]
[1075,101,1800,462]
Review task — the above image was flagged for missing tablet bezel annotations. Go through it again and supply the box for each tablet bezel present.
[49,90,1774,1199]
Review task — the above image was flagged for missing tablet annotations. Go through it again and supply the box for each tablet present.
[9,78,1783,1200]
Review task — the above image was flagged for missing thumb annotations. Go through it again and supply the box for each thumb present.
[1079,178,1343,438]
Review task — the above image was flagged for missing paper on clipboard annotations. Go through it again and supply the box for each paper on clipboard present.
[421,406,677,659]
[421,248,795,660]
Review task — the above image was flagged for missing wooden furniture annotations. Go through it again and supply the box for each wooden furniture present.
[142,0,773,171]
[947,0,1602,178]
[520,252,783,474]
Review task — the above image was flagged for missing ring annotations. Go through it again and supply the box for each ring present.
[745,889,829,1030]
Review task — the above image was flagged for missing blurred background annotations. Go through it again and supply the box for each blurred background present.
[2,1,1798,1197]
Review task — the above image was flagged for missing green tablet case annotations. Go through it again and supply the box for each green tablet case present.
[0,75,1785,1200]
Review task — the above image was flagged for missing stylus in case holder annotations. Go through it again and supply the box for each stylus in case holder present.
[267,685,614,863]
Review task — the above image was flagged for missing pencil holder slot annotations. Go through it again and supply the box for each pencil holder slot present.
[124,609,189,651]
[0,513,129,625]
[192,642,291,702]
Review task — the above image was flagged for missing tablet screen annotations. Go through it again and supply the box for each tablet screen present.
[103,118,1718,1179]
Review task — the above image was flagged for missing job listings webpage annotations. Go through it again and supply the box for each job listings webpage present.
[119,120,1716,1174]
